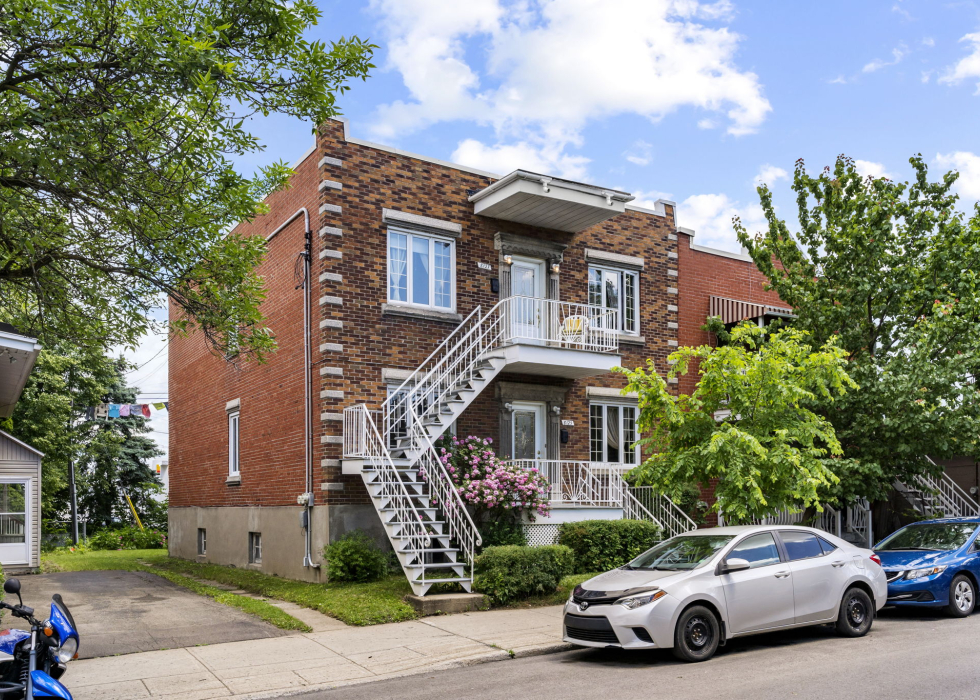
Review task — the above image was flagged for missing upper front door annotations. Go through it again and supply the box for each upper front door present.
[512,401,546,461]
[720,531,796,634]
[0,481,29,566]
[510,257,546,340]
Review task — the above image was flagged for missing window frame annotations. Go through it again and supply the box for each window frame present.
[589,402,639,465]
[726,531,783,569]
[197,528,207,556]
[248,531,262,564]
[777,530,826,561]
[387,227,457,312]
[228,410,240,477]
[588,265,640,335]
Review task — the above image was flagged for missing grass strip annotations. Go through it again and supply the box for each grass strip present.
[153,557,418,626]
[495,572,600,609]
[42,549,311,632]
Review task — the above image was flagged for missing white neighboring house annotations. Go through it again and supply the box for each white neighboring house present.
[0,324,42,572]
[153,460,169,500]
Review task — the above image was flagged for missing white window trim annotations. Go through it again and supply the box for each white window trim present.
[387,226,457,312]
[228,410,240,477]
[589,402,640,465]
[589,264,640,336]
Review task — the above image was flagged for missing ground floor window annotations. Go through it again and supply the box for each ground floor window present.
[197,528,207,555]
[590,403,638,464]
[248,532,262,564]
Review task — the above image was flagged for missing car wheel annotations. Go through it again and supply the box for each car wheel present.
[672,605,720,662]
[835,587,873,637]
[946,575,976,618]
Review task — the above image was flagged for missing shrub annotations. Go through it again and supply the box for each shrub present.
[478,519,527,549]
[558,519,662,573]
[323,530,389,583]
[88,526,167,550]
[473,545,574,604]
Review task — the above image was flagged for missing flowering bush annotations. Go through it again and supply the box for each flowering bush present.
[427,435,551,520]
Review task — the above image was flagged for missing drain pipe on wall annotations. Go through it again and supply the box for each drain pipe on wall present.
[266,208,316,570]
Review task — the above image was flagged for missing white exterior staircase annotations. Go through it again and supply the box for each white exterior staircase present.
[343,296,620,595]
[895,458,980,519]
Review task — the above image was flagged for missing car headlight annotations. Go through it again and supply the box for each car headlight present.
[905,565,947,580]
[616,589,667,610]
[55,637,78,663]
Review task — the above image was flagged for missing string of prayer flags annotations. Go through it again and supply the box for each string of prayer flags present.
[87,402,169,421]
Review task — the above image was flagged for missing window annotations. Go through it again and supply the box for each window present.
[817,537,838,555]
[728,532,781,568]
[248,532,262,564]
[388,229,455,310]
[780,531,824,561]
[589,266,638,334]
[590,403,638,464]
[197,528,207,556]
[228,410,240,476]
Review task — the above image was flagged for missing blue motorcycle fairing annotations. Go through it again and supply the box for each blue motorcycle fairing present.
[0,629,30,657]
[47,598,78,651]
[30,670,72,699]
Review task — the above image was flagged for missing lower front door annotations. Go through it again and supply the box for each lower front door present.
[511,401,546,461]
[0,481,29,566]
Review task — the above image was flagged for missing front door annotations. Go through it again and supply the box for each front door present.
[0,481,29,566]
[510,258,546,340]
[512,401,546,461]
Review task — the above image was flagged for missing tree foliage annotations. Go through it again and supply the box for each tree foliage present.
[737,155,980,500]
[619,324,856,523]
[0,0,375,359]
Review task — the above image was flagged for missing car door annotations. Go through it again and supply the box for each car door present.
[719,531,796,634]
[778,530,844,624]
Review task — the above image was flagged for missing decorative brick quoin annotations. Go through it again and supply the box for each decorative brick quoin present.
[168,118,785,581]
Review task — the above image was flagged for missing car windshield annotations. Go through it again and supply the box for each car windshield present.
[876,523,978,552]
[626,535,735,571]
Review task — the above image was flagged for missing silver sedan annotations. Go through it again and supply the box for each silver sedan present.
[563,524,888,662]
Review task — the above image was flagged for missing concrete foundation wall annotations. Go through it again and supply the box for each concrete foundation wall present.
[169,505,331,582]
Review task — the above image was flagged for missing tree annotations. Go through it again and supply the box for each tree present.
[737,155,980,501]
[0,0,375,359]
[619,324,856,523]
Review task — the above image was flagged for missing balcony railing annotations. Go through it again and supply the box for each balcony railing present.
[507,460,630,507]
[501,297,619,353]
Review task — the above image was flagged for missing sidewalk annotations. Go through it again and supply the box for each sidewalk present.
[68,605,570,699]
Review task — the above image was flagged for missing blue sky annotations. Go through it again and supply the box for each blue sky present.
[139,0,980,458]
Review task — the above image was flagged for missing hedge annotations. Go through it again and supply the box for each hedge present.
[472,545,574,604]
[557,519,662,573]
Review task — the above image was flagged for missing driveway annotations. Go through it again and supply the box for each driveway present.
[5,570,287,659]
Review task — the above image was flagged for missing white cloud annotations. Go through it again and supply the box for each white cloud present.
[940,33,980,92]
[451,138,590,180]
[624,140,654,166]
[921,37,935,48]
[369,0,771,173]
[854,159,895,180]
[863,45,908,73]
[891,3,914,21]
[935,151,980,202]
[630,189,676,210]
[753,164,788,187]
[679,192,767,253]
[828,74,849,85]
[697,118,718,129]
[921,70,933,83]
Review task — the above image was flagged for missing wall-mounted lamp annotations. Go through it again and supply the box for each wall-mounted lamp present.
[503,255,513,265]
[551,405,561,415]
[550,263,560,274]
[504,402,514,411]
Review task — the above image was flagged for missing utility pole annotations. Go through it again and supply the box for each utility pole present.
[67,366,79,545]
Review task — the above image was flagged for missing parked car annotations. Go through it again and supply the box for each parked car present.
[874,517,980,617]
[563,525,887,662]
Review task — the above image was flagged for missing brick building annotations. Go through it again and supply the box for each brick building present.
[168,118,783,588]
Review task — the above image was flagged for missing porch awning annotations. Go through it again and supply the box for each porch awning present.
[0,326,42,418]
[709,296,794,325]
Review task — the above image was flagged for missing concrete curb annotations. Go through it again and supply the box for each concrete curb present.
[234,641,573,699]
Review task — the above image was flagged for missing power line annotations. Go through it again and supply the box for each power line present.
[122,343,168,374]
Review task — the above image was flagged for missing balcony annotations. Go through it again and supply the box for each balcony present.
[508,460,630,508]
[494,296,622,379]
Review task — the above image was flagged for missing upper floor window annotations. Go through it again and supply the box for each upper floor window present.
[228,409,240,476]
[590,403,639,465]
[388,229,455,310]
[588,266,638,334]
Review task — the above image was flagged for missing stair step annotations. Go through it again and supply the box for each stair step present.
[411,578,472,584]
[407,563,467,570]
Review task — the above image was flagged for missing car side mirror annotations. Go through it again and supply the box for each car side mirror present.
[3,578,22,605]
[719,558,751,574]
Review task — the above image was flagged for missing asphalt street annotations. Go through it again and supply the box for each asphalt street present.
[298,607,980,700]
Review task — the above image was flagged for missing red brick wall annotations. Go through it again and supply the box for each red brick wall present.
[169,148,318,508]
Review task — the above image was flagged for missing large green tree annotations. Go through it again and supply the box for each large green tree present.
[738,155,980,501]
[0,0,374,359]
[620,324,856,523]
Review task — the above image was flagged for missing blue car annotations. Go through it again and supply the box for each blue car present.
[875,517,980,617]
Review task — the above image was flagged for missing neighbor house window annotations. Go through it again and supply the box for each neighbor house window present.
[388,229,455,310]
[197,528,207,555]
[588,266,638,334]
[248,532,262,564]
[228,410,240,476]
[590,403,638,464]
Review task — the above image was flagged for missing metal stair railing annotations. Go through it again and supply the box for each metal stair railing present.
[926,457,980,517]
[845,499,873,548]
[627,486,698,538]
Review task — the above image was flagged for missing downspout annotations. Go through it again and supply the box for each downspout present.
[266,208,315,569]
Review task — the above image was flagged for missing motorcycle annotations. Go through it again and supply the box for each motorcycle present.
[0,578,78,699]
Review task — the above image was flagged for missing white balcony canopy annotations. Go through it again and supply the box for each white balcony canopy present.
[0,326,41,418]
[469,170,634,233]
